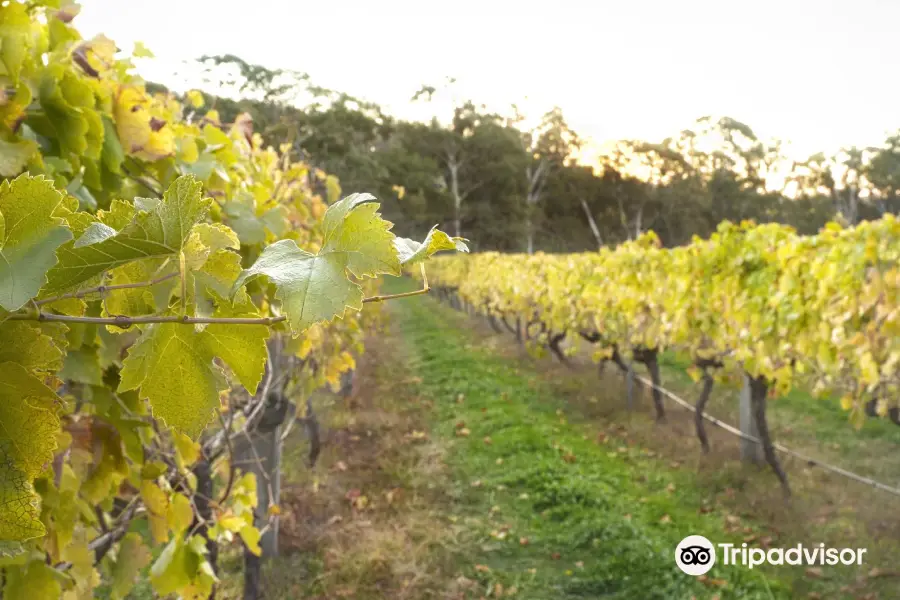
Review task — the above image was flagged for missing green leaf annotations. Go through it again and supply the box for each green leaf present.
[0,138,37,177]
[0,363,61,542]
[150,538,194,596]
[118,290,268,435]
[0,541,24,557]
[0,322,64,373]
[101,116,125,175]
[222,200,266,245]
[59,346,104,385]
[239,524,262,557]
[394,226,469,266]
[44,175,210,294]
[182,223,239,271]
[118,323,224,436]
[0,2,31,83]
[73,222,117,248]
[102,258,168,322]
[201,293,268,392]
[3,560,62,600]
[110,533,151,600]
[0,174,73,311]
[232,193,400,334]
[167,493,194,535]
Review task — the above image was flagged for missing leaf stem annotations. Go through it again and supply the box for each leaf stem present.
[8,312,288,328]
[13,284,429,327]
[35,273,179,306]
[361,285,430,304]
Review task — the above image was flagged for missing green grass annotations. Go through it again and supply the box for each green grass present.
[387,277,799,599]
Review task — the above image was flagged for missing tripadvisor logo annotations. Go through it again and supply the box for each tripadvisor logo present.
[675,535,716,576]
[675,535,868,576]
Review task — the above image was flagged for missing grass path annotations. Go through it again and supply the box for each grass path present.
[389,280,793,599]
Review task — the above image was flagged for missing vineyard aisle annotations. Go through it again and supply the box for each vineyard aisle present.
[236,277,900,599]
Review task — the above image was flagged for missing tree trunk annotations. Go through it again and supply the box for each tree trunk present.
[635,348,665,422]
[739,375,762,464]
[193,458,218,600]
[695,372,714,453]
[548,331,570,367]
[237,394,290,600]
[242,551,261,600]
[579,197,604,247]
[525,213,534,255]
[634,203,644,239]
[449,156,462,238]
[747,375,791,498]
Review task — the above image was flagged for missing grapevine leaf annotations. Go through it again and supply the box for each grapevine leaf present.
[201,293,268,392]
[102,258,168,323]
[0,138,37,177]
[0,363,61,542]
[110,533,151,600]
[44,175,210,294]
[114,85,175,161]
[0,541,24,557]
[0,2,32,82]
[167,493,194,535]
[3,560,62,600]
[394,226,469,266]
[59,347,104,385]
[140,480,169,544]
[118,323,224,436]
[183,223,239,270]
[0,175,73,311]
[118,290,267,434]
[232,193,400,334]
[101,116,125,175]
[239,524,262,557]
[150,538,192,596]
[0,322,64,373]
[222,200,266,245]
[74,222,117,248]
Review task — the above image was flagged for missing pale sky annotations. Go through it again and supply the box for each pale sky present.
[76,0,900,163]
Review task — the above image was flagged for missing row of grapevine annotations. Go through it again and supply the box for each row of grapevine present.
[0,2,465,598]
[419,218,899,495]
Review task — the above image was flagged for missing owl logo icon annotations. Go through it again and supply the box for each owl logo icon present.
[675,535,716,576]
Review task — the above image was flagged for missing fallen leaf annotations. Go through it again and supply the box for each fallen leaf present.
[867,568,896,578]
[806,567,824,578]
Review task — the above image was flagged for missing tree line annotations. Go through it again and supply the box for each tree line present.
[154,54,900,252]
